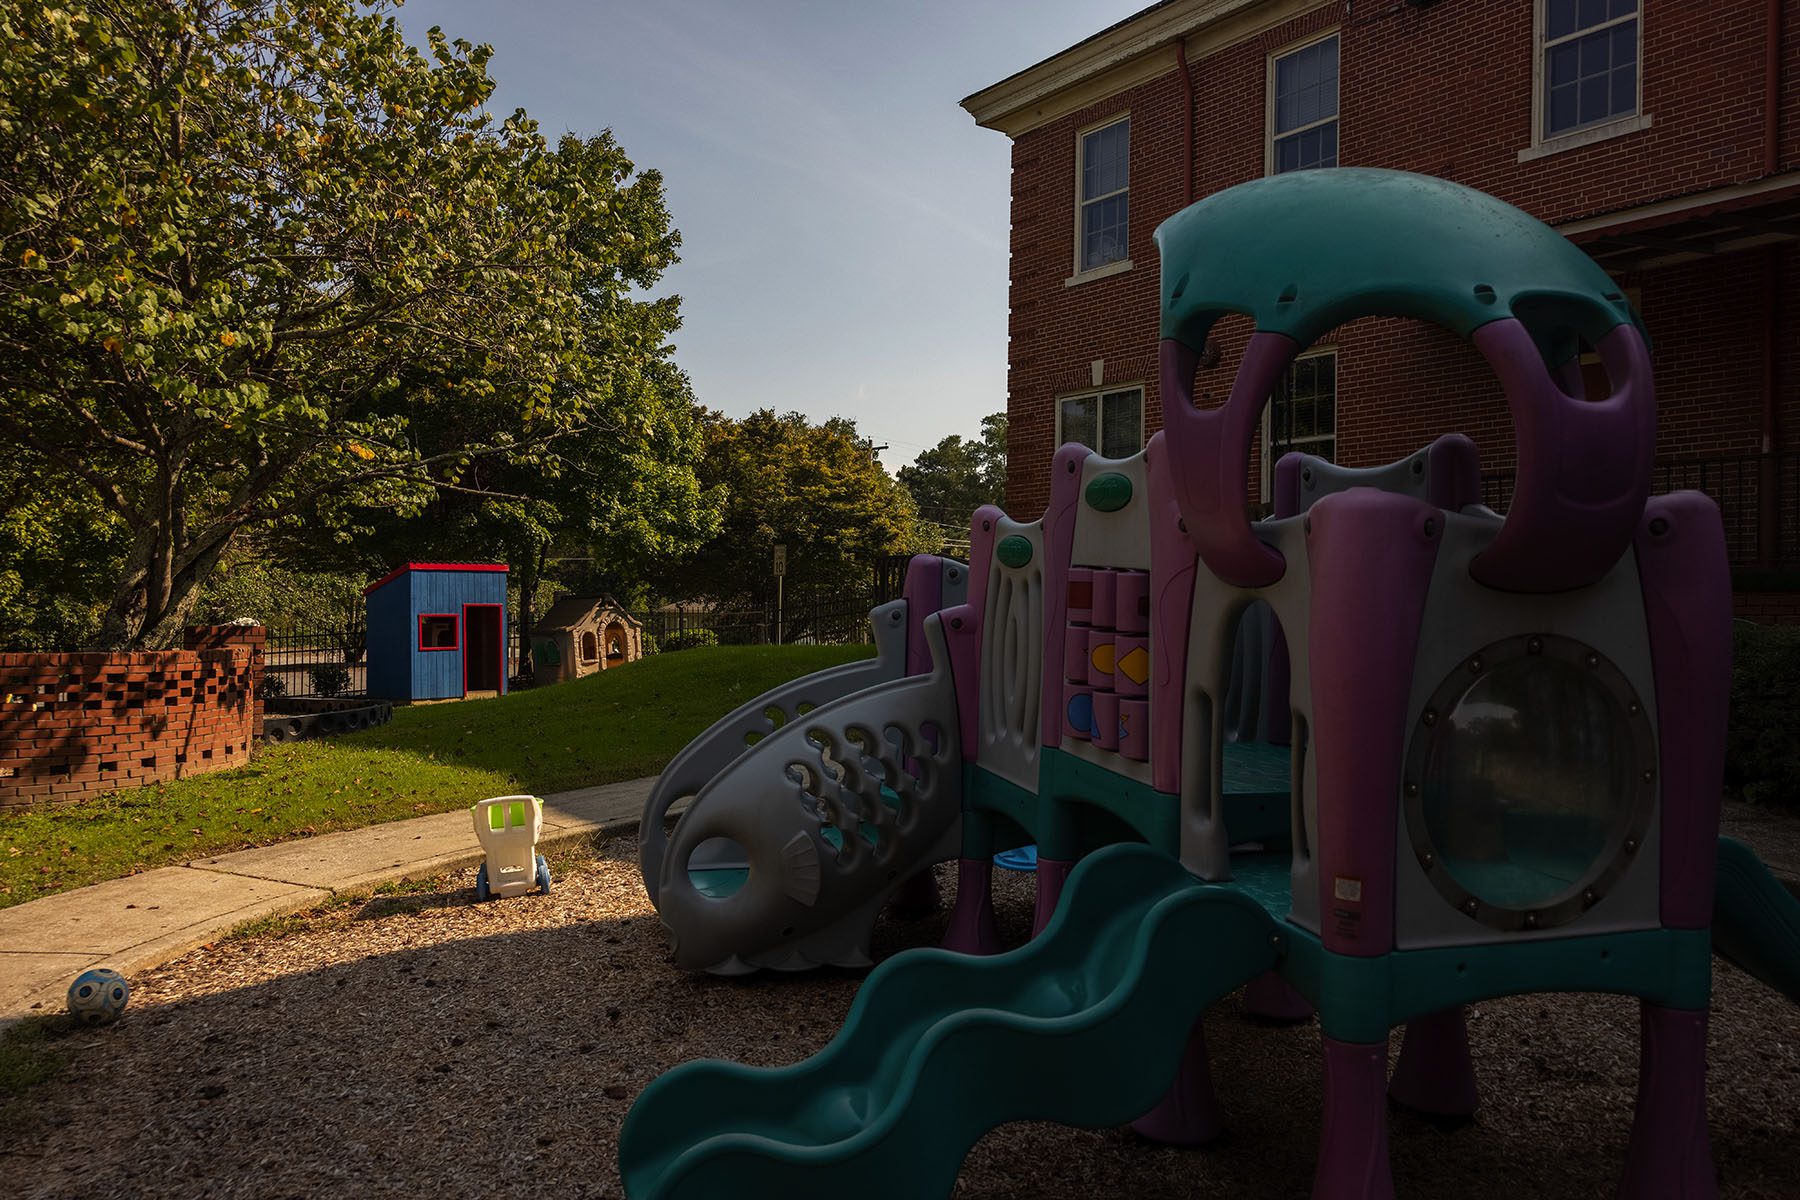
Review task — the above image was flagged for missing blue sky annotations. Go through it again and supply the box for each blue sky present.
[391,0,1147,471]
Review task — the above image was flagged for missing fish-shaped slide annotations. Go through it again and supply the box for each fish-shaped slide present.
[618,842,1280,1199]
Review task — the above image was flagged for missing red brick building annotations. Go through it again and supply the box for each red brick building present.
[962,0,1799,616]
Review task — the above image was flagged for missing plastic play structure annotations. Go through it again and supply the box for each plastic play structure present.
[624,169,1800,1198]
[472,795,551,900]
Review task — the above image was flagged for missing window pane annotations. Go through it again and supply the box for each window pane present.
[1609,0,1638,19]
[1548,82,1578,133]
[1318,37,1340,116]
[1101,391,1142,458]
[1578,30,1609,76]
[1061,396,1097,450]
[1578,73,1608,124]
[1548,41,1579,86]
[1082,193,1128,269]
[1610,58,1637,113]
[1276,136,1301,173]
[1274,37,1339,136]
[1316,121,1338,168]
[1082,120,1129,200]
[1546,0,1579,39]
[1610,22,1636,70]
[1577,0,1607,28]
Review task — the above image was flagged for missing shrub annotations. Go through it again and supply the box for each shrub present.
[310,663,352,697]
[661,629,720,653]
[1727,620,1800,808]
[256,671,287,701]
[640,631,660,656]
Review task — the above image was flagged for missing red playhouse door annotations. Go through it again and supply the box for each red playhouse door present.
[463,604,504,695]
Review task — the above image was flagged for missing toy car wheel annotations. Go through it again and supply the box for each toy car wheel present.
[536,855,552,896]
[475,863,491,902]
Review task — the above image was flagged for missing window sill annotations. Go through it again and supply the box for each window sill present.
[1065,258,1134,287]
[1517,113,1653,163]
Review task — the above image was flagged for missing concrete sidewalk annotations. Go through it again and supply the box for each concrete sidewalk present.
[0,777,656,1021]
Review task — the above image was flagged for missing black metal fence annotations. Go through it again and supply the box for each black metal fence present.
[1480,451,1798,570]
[263,627,366,699]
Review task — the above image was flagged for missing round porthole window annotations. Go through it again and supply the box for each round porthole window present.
[1403,634,1656,932]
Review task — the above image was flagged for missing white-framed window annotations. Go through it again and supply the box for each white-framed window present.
[1058,386,1143,460]
[1268,33,1339,175]
[1538,0,1640,141]
[1262,350,1336,501]
[1075,116,1130,274]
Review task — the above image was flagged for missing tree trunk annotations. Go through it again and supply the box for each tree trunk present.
[101,525,235,649]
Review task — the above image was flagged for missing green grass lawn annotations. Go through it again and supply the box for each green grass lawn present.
[0,644,871,909]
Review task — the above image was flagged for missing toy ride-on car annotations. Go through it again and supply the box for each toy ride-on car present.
[471,794,552,900]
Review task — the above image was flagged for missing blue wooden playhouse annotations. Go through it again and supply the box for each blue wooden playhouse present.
[363,562,509,702]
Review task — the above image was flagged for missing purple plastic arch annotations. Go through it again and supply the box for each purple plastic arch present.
[1159,317,1655,593]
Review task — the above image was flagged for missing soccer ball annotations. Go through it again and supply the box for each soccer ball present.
[67,968,130,1025]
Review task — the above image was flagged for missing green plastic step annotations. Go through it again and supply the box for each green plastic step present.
[619,843,1278,1200]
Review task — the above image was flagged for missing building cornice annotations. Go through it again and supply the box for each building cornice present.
[961,0,1331,138]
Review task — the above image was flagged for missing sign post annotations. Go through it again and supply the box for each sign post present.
[772,544,787,645]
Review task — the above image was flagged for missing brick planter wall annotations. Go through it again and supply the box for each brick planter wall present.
[0,626,265,808]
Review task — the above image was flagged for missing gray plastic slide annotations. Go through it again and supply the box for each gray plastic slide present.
[649,614,965,974]
[638,599,912,904]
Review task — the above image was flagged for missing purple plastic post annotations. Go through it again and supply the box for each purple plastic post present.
[1619,1003,1717,1199]
[900,554,946,680]
[1634,492,1733,930]
[1425,433,1481,511]
[1467,319,1655,593]
[1144,432,1200,795]
[1315,1036,1395,1200]
[1130,1018,1223,1145]
[1159,335,1299,589]
[946,506,1003,761]
[941,856,1003,955]
[1387,1008,1478,1119]
[1307,489,1443,958]
[1031,857,1075,937]
[1243,970,1314,1022]
[1039,444,1091,748]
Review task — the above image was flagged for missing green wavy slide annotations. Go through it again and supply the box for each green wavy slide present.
[617,843,1279,1200]
[1712,835,1800,1004]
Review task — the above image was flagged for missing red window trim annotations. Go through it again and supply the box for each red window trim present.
[419,613,460,652]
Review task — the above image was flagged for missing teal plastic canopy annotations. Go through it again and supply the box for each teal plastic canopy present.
[1154,168,1642,366]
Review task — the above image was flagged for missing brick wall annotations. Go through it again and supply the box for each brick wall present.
[1001,0,1800,517]
[1735,590,1800,625]
[0,626,266,808]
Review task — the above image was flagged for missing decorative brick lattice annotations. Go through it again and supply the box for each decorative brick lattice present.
[0,626,265,808]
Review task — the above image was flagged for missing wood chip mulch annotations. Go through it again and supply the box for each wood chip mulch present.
[4,831,1798,1199]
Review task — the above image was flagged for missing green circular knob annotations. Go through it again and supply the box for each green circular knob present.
[1085,471,1133,512]
[996,534,1033,569]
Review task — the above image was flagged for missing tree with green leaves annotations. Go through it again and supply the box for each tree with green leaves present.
[0,0,698,647]
[897,412,1007,543]
[651,409,930,633]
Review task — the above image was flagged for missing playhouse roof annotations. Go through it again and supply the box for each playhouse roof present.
[537,594,640,632]
[362,561,508,596]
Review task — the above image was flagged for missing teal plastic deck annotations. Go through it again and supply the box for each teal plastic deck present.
[619,843,1278,1200]
[962,741,1293,860]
